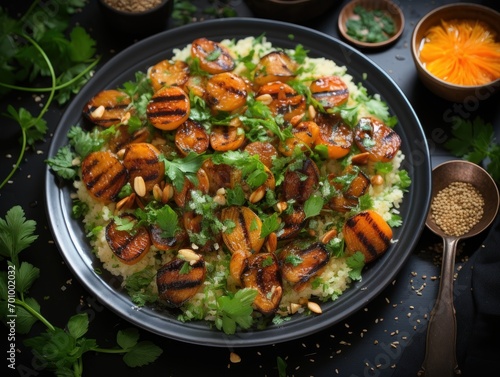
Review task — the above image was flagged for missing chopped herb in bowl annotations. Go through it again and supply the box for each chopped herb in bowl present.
[346,5,396,43]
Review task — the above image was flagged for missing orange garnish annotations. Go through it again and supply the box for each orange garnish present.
[419,19,500,86]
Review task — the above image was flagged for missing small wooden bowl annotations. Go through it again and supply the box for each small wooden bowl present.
[338,0,404,49]
[97,0,174,38]
[411,3,500,103]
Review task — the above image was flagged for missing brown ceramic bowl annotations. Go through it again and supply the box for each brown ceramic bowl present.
[411,3,500,103]
[338,0,404,49]
[244,0,337,22]
[98,0,174,37]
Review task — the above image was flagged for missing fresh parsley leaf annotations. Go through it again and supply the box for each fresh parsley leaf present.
[161,152,204,191]
[67,26,96,62]
[123,268,158,307]
[15,261,40,295]
[5,105,47,146]
[304,194,324,219]
[397,170,411,190]
[67,125,104,158]
[346,251,365,280]
[277,356,288,377]
[14,297,41,334]
[46,145,77,180]
[260,212,280,239]
[0,206,38,265]
[123,340,164,367]
[117,327,140,350]
[444,116,500,182]
[216,288,257,335]
[387,213,402,227]
[67,313,89,339]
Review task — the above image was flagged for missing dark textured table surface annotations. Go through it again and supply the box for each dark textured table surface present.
[1,1,499,376]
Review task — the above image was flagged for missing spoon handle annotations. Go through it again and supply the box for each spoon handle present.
[419,237,461,377]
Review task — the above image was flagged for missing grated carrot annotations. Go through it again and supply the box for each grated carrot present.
[418,19,500,86]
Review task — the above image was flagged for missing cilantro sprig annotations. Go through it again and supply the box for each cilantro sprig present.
[0,3,100,190]
[0,206,162,376]
[444,116,500,183]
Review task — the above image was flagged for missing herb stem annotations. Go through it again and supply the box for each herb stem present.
[0,32,56,191]
[15,298,55,332]
[91,347,129,354]
[0,126,26,190]
[0,57,101,93]
[73,357,83,377]
[20,33,57,120]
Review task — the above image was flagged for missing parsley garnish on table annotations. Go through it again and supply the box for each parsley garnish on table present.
[0,206,163,376]
[444,116,500,183]
[346,5,396,43]
[0,1,100,189]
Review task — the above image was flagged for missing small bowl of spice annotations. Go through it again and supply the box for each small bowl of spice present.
[338,0,404,49]
[98,0,174,37]
[411,3,500,103]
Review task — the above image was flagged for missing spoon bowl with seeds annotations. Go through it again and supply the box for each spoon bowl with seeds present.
[420,160,499,377]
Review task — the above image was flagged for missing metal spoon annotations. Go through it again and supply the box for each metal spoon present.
[419,160,499,377]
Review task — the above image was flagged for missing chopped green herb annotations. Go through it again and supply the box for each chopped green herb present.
[346,5,396,43]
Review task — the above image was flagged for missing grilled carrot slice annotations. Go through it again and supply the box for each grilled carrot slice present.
[175,120,210,156]
[147,86,190,131]
[108,125,150,153]
[81,151,128,203]
[156,255,207,308]
[205,72,248,112]
[328,167,371,212]
[254,51,298,86]
[310,76,349,109]
[354,117,401,162]
[314,112,353,159]
[83,89,131,128]
[221,206,265,254]
[277,205,307,241]
[105,214,151,265]
[241,252,283,315]
[149,60,190,92]
[279,120,320,156]
[282,158,320,203]
[343,210,393,263]
[184,75,206,98]
[279,241,330,291]
[243,141,278,169]
[210,125,245,151]
[191,38,235,74]
[149,223,187,251]
[173,168,210,208]
[229,249,250,286]
[201,158,242,195]
[122,143,165,193]
[257,81,306,122]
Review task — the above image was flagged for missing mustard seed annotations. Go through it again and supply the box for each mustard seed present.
[430,181,484,237]
[103,0,163,13]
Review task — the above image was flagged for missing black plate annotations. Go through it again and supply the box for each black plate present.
[45,18,431,347]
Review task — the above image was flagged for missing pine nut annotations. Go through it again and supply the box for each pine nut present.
[249,187,265,203]
[134,176,146,197]
[255,93,272,105]
[229,352,241,363]
[178,248,200,264]
[91,105,105,118]
[321,228,338,244]
[307,301,322,314]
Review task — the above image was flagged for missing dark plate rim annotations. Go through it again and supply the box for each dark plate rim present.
[45,17,431,347]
